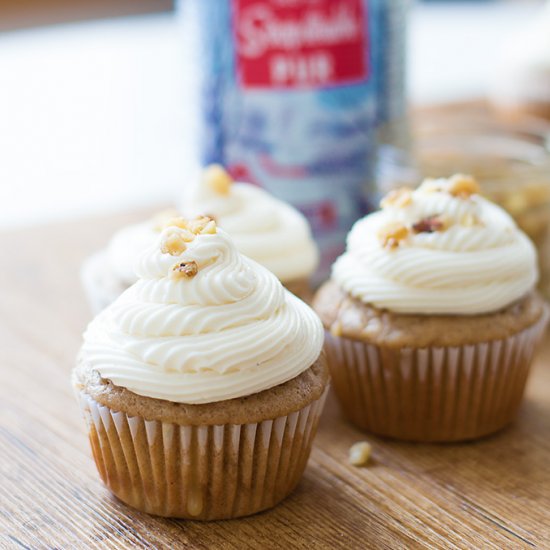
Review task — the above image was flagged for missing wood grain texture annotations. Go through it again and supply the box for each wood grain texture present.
[0,0,173,31]
[1,210,550,549]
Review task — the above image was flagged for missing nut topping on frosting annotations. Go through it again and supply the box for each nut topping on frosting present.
[188,216,217,235]
[171,260,198,279]
[202,164,233,195]
[376,176,484,245]
[162,217,189,231]
[380,187,413,209]
[80,225,324,404]
[161,232,189,256]
[448,174,480,198]
[162,216,218,237]
[160,217,218,258]
[412,215,448,234]
[332,174,538,315]
[377,222,409,249]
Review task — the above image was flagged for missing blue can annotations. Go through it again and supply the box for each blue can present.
[183,0,408,279]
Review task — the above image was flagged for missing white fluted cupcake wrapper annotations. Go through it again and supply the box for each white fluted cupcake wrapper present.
[77,388,328,519]
[324,311,548,442]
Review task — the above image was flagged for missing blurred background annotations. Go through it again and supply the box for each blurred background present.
[1,0,549,229]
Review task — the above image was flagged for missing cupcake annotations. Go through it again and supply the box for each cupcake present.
[73,217,328,519]
[313,174,548,442]
[81,165,319,312]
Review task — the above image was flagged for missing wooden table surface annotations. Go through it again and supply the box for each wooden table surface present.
[2,211,550,550]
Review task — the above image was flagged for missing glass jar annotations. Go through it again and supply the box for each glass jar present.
[413,112,550,299]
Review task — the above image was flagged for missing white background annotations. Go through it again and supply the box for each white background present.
[0,1,544,229]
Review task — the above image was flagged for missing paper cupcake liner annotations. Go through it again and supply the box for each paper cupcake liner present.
[324,313,548,442]
[81,252,128,314]
[77,388,328,520]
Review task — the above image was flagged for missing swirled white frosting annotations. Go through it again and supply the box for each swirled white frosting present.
[105,176,318,286]
[332,177,538,315]
[181,181,318,283]
[81,227,323,404]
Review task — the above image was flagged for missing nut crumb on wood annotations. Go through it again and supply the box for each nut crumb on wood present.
[349,441,372,466]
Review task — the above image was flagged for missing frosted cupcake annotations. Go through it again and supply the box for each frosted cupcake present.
[313,175,548,442]
[81,165,319,312]
[73,217,328,519]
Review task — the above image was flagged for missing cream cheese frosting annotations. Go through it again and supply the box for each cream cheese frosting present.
[332,175,538,315]
[80,219,323,404]
[105,165,319,286]
[181,167,319,282]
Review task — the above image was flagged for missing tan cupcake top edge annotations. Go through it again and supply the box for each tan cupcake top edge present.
[73,356,329,426]
[313,280,547,349]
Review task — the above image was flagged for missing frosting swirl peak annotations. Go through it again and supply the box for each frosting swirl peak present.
[332,175,538,315]
[81,219,323,403]
[181,165,319,282]
[105,165,319,286]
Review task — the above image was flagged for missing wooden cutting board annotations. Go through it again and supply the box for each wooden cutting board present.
[1,210,549,549]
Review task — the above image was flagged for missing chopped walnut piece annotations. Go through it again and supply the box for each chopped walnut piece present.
[448,174,480,198]
[380,187,413,209]
[160,232,188,256]
[349,441,372,467]
[412,215,448,234]
[203,164,232,195]
[378,222,409,249]
[171,260,198,279]
[188,215,217,235]
[199,220,217,234]
[162,217,189,231]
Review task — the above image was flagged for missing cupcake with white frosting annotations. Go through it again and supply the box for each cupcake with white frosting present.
[73,216,328,519]
[313,174,548,442]
[81,165,319,312]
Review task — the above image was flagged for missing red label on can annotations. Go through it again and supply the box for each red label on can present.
[232,0,369,89]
